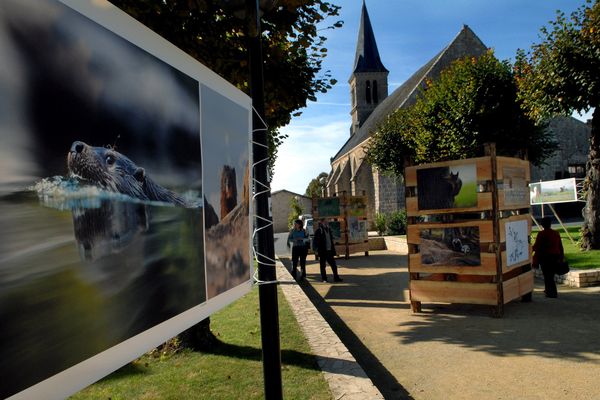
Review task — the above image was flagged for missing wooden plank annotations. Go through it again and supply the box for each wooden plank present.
[409,252,497,275]
[406,197,418,215]
[405,167,417,187]
[518,270,534,296]
[410,280,498,305]
[502,276,520,303]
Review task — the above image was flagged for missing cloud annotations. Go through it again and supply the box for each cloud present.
[271,118,349,194]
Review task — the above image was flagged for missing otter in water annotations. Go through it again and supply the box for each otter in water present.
[67,141,187,207]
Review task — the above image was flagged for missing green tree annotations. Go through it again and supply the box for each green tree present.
[366,51,556,177]
[288,196,304,229]
[305,171,329,198]
[109,0,342,174]
[108,0,342,349]
[515,0,600,250]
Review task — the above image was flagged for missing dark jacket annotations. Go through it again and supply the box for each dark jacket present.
[314,224,337,256]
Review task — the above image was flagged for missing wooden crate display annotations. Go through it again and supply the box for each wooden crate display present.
[406,152,533,317]
[312,193,369,258]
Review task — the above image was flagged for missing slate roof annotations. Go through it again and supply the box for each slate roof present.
[332,25,488,163]
[353,1,388,74]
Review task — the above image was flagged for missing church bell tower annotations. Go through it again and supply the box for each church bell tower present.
[349,1,389,136]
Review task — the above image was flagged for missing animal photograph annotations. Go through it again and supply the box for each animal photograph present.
[317,197,341,217]
[0,0,206,397]
[417,164,477,211]
[201,84,251,299]
[347,196,367,217]
[420,227,481,266]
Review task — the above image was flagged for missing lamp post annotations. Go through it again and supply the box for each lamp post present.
[223,1,282,398]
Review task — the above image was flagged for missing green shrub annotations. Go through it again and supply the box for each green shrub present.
[387,209,407,235]
[288,196,303,229]
[374,212,387,236]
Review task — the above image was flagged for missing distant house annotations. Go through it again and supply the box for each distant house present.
[271,189,312,233]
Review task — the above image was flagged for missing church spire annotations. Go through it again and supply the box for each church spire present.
[352,0,388,74]
[349,1,388,136]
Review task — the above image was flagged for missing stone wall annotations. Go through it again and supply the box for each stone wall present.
[531,116,590,182]
[271,190,312,233]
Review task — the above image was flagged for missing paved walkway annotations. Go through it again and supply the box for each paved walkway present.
[277,245,600,400]
[276,260,383,399]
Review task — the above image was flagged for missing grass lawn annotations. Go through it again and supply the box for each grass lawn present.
[532,226,600,270]
[70,287,331,400]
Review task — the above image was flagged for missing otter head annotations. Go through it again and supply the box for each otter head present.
[67,141,147,199]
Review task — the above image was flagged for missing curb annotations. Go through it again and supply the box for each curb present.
[276,259,383,400]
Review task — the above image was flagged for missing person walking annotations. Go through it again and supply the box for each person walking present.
[313,218,343,283]
[532,217,564,298]
[287,219,309,280]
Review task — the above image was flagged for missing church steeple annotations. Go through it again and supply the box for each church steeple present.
[349,1,388,136]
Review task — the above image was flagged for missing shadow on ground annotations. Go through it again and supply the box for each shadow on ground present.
[391,289,600,362]
[280,256,414,400]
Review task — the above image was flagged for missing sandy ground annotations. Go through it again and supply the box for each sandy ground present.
[276,242,600,400]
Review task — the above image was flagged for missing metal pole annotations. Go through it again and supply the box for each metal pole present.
[246,0,283,398]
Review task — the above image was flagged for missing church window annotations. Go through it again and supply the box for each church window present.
[351,85,356,107]
[366,80,371,103]
[373,80,379,103]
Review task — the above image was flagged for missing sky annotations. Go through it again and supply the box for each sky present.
[270,0,592,195]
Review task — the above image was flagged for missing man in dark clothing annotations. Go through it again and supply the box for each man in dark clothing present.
[532,217,564,298]
[313,218,343,282]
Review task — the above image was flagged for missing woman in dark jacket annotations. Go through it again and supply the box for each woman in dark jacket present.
[532,217,564,298]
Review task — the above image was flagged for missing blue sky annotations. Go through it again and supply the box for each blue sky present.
[270,0,592,195]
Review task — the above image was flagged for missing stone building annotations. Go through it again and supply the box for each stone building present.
[271,189,312,233]
[325,2,591,223]
[326,1,487,222]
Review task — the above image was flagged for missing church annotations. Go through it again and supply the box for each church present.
[325,2,590,223]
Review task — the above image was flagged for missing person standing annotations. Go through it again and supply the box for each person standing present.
[313,218,343,282]
[532,217,564,298]
[287,219,309,280]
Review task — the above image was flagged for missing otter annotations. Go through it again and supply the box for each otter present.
[67,141,187,207]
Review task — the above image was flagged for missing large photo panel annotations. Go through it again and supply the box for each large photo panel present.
[201,84,251,299]
[0,0,251,398]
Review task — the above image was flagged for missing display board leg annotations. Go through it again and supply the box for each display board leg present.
[491,304,504,318]
[548,203,576,245]
[411,301,422,313]
[521,292,533,302]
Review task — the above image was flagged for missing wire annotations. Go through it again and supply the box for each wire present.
[249,106,296,286]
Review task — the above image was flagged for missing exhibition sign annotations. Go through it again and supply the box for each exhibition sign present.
[529,178,578,205]
[0,0,252,398]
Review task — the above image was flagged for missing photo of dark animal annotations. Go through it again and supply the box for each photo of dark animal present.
[417,167,463,210]
[67,141,188,207]
[220,165,237,219]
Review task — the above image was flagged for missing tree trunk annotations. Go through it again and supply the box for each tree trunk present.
[581,108,600,250]
[178,317,219,351]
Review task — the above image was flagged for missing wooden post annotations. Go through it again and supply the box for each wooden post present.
[488,144,504,317]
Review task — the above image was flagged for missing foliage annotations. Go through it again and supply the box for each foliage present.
[374,212,387,236]
[366,51,556,177]
[386,210,407,235]
[71,288,331,399]
[305,171,329,198]
[109,0,343,173]
[288,196,303,229]
[515,0,600,249]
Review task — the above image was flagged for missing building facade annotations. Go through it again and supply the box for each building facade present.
[271,189,312,233]
[326,2,591,224]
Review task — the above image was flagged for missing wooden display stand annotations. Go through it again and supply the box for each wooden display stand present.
[405,148,533,317]
[312,192,369,259]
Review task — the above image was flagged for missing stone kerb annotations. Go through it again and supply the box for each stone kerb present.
[534,267,600,288]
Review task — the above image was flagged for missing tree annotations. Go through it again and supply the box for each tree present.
[288,196,304,229]
[109,0,342,175]
[108,0,342,349]
[366,51,556,177]
[515,0,600,250]
[305,171,329,198]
